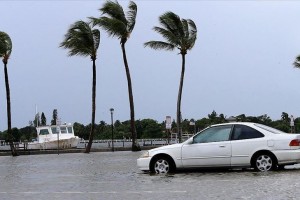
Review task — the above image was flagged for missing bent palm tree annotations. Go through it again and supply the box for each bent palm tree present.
[0,31,18,156]
[91,0,141,151]
[60,21,100,153]
[144,12,197,143]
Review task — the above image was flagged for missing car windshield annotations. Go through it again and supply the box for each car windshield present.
[254,124,286,134]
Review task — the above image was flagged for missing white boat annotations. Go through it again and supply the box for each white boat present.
[22,123,80,150]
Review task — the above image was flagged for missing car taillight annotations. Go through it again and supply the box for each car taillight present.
[289,139,300,146]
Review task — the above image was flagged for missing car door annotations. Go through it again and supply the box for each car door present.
[230,124,265,166]
[181,125,233,168]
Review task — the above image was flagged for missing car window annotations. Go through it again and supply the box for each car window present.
[254,124,286,134]
[193,125,232,143]
[232,125,264,140]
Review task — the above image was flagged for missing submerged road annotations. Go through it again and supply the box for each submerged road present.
[0,151,300,200]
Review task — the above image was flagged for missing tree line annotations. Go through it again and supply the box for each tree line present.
[0,111,298,143]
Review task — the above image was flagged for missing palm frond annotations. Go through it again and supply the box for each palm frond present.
[294,55,300,68]
[144,41,175,51]
[182,19,189,41]
[147,11,197,54]
[92,29,100,54]
[100,0,127,25]
[187,19,197,50]
[153,26,179,46]
[159,12,180,35]
[92,17,127,39]
[126,1,137,33]
[60,20,100,58]
[0,31,12,57]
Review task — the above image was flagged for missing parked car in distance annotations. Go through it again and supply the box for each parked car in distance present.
[137,122,300,173]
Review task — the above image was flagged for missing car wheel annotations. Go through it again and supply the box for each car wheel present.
[254,154,275,172]
[151,156,173,174]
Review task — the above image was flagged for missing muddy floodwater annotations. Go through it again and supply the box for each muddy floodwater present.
[1,151,300,200]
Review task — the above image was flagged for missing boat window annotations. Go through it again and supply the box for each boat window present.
[39,129,49,135]
[67,127,73,134]
[60,127,67,134]
[51,127,58,134]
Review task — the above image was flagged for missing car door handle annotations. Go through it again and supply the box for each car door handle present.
[219,145,226,148]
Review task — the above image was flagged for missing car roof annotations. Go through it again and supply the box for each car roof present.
[210,122,256,127]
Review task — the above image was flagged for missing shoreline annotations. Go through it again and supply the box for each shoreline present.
[0,145,159,156]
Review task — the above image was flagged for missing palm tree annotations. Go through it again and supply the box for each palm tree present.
[0,31,18,156]
[60,21,100,153]
[144,12,197,143]
[91,0,141,151]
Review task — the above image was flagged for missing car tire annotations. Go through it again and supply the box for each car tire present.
[150,156,174,174]
[253,153,276,172]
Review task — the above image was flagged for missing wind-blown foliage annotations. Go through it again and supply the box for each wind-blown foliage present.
[60,21,100,153]
[144,12,197,143]
[0,32,12,62]
[144,12,197,53]
[293,55,300,68]
[91,0,141,151]
[90,0,137,42]
[60,21,100,59]
[0,31,18,156]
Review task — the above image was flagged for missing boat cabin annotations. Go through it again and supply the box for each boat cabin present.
[36,124,75,143]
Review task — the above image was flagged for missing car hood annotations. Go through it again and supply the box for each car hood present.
[149,143,183,153]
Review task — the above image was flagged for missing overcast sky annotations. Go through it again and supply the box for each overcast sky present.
[1,0,300,131]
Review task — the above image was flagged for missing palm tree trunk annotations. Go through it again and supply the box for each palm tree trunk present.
[3,62,18,156]
[121,43,141,151]
[177,53,186,143]
[85,59,96,153]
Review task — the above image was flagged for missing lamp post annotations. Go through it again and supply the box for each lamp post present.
[110,108,114,152]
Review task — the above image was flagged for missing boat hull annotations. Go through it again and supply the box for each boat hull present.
[23,137,80,150]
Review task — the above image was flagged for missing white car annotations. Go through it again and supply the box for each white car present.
[137,122,300,173]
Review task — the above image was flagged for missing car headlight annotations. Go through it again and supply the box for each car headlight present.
[140,151,150,158]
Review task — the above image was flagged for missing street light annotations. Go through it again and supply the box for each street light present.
[110,108,114,152]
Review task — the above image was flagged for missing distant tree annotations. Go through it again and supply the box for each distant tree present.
[73,122,86,139]
[33,113,41,127]
[51,109,58,125]
[19,126,37,141]
[208,110,217,123]
[41,112,46,126]
[236,114,247,122]
[0,31,18,156]
[145,12,197,143]
[11,128,21,142]
[60,20,100,153]
[116,120,131,139]
[219,114,226,123]
[181,119,190,133]
[91,1,141,151]
[281,112,290,124]
[257,114,272,125]
[140,119,163,138]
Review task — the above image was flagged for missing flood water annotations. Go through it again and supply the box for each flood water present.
[1,151,300,200]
